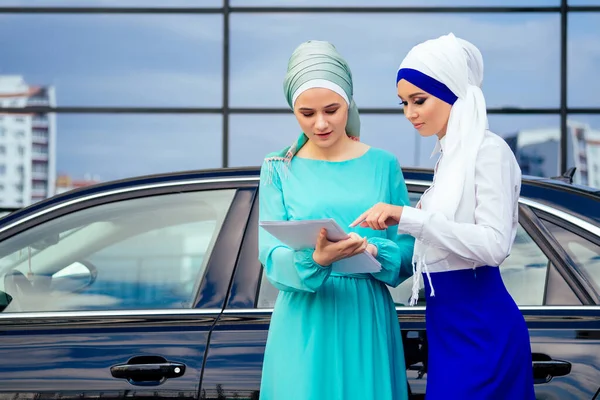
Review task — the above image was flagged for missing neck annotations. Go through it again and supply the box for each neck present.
[437,121,448,140]
[303,135,356,161]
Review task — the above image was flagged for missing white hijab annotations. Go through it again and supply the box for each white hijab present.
[397,33,488,305]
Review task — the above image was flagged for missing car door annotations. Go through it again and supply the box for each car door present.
[201,190,423,399]
[0,180,254,399]
[389,188,600,399]
[389,185,600,399]
[202,183,600,399]
[200,191,264,399]
[519,200,600,400]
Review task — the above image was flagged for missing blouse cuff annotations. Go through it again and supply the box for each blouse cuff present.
[397,206,427,239]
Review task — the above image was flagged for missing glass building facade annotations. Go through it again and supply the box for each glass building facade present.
[0,0,598,207]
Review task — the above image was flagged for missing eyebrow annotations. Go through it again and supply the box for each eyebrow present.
[298,103,341,111]
[398,92,427,100]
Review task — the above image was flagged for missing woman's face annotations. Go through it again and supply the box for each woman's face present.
[397,79,452,139]
[293,88,349,149]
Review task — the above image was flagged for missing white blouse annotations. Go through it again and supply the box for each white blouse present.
[398,130,522,273]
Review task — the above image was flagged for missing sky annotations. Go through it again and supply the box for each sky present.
[0,1,598,181]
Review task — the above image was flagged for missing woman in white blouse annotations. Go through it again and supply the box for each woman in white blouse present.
[351,33,535,399]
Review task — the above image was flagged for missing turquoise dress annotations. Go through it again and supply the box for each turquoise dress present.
[258,147,415,400]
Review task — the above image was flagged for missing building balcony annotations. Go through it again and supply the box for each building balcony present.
[31,118,49,128]
[31,153,48,161]
[32,135,49,145]
[31,188,47,198]
[27,98,50,107]
[32,172,48,180]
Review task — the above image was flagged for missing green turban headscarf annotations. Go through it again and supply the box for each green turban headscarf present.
[265,40,361,168]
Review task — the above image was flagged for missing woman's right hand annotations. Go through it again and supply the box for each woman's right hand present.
[312,229,368,266]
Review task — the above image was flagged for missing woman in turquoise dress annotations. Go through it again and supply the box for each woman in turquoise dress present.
[258,40,415,400]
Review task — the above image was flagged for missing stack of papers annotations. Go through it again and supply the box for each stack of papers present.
[259,218,382,274]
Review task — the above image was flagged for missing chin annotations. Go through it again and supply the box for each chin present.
[313,140,336,148]
[310,133,344,147]
[417,129,438,138]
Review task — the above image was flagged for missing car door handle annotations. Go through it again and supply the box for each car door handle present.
[532,359,571,383]
[111,356,186,386]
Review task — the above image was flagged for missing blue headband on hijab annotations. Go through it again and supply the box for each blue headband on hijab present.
[396,68,458,105]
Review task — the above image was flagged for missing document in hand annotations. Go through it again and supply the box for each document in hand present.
[259,218,382,274]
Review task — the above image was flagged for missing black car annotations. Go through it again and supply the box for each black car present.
[0,167,598,399]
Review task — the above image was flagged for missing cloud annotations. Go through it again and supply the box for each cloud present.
[0,13,222,106]
[119,13,223,44]
[568,14,600,108]
[56,114,223,180]
[62,71,222,107]
[0,11,222,44]
[228,114,299,167]
[231,0,557,5]
[2,0,221,7]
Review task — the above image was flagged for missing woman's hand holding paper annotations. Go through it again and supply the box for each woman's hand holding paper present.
[312,229,368,266]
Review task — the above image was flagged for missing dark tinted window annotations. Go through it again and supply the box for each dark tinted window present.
[0,190,235,312]
[542,219,600,294]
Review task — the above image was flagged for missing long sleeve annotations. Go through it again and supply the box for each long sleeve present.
[369,158,416,287]
[397,138,521,267]
[258,161,332,292]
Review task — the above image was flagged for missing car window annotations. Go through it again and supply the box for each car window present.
[389,224,550,306]
[407,192,421,207]
[256,190,550,308]
[257,192,549,308]
[541,219,600,294]
[496,224,550,305]
[0,189,236,313]
[258,223,551,308]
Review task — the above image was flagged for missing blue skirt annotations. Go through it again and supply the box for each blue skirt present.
[424,266,535,400]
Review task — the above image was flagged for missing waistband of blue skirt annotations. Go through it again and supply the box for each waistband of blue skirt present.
[423,266,505,300]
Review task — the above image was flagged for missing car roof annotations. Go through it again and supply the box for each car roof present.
[2,166,599,227]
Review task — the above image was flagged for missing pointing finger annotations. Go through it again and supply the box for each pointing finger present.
[349,209,370,227]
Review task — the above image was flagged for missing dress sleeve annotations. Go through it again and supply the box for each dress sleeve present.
[397,140,521,266]
[258,160,332,292]
[368,158,416,287]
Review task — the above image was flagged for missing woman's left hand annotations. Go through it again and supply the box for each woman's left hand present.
[350,203,403,230]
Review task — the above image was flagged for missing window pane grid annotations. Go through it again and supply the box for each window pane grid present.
[0,3,596,193]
